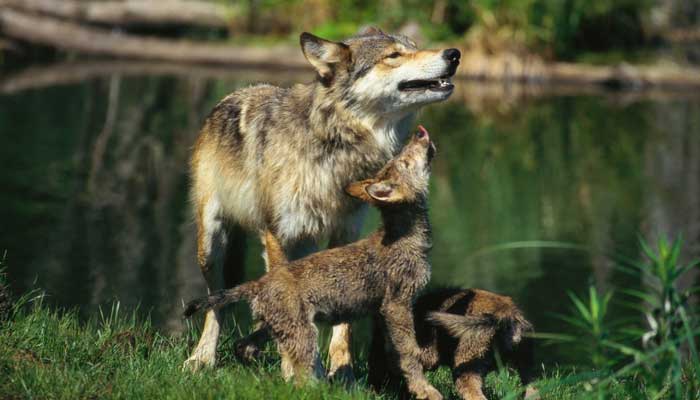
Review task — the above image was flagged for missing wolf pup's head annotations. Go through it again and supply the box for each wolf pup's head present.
[300,27,460,115]
[345,125,436,205]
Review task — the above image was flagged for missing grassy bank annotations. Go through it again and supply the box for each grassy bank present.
[0,296,680,399]
[1,237,698,399]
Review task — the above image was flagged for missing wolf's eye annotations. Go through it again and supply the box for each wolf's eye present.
[386,52,401,59]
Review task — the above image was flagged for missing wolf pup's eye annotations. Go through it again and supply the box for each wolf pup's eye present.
[386,52,401,59]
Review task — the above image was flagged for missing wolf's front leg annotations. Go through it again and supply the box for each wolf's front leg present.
[381,301,443,400]
[184,197,228,371]
[326,207,366,383]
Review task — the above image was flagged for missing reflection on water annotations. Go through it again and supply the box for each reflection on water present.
[1,69,699,363]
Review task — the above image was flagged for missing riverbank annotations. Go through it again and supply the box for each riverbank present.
[2,5,700,91]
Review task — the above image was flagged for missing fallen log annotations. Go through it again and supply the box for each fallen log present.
[459,50,700,89]
[0,60,313,94]
[0,9,308,67]
[0,0,237,29]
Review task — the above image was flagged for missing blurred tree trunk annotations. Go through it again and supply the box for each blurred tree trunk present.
[0,0,236,28]
[643,101,700,294]
[431,0,447,24]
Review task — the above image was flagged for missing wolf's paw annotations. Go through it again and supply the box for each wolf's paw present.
[328,364,355,385]
[182,349,216,372]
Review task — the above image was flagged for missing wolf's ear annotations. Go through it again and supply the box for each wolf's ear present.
[300,32,350,81]
[357,26,384,36]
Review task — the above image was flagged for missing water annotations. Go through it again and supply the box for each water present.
[2,66,700,363]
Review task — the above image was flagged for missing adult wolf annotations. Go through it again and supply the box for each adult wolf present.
[185,26,460,377]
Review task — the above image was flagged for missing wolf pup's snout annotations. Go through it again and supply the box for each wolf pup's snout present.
[416,125,436,161]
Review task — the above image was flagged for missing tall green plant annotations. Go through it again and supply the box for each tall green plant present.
[617,237,700,399]
[539,237,700,398]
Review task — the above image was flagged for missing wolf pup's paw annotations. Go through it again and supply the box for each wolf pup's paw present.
[525,386,541,400]
[234,339,262,363]
[413,384,443,400]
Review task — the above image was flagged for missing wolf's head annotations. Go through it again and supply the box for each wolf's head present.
[300,27,460,116]
[345,125,436,206]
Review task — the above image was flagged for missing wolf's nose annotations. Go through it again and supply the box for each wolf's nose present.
[443,48,461,63]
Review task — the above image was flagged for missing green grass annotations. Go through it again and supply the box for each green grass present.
[0,295,671,400]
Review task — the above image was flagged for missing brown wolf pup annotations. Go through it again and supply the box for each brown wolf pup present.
[185,127,443,399]
[368,288,539,400]
[185,26,461,376]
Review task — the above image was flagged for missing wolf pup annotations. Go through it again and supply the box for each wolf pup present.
[185,26,460,375]
[368,288,538,400]
[185,127,443,399]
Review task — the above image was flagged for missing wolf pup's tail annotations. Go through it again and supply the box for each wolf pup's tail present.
[183,282,259,318]
[262,230,288,271]
[427,312,498,341]
[428,311,532,348]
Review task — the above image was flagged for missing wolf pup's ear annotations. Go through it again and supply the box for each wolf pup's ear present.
[345,179,375,203]
[300,32,350,82]
[366,181,403,203]
[357,26,384,36]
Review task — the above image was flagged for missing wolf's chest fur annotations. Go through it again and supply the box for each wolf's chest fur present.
[191,84,409,244]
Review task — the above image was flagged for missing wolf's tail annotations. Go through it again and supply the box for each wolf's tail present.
[183,281,259,318]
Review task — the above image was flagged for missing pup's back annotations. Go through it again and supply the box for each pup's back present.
[426,288,532,354]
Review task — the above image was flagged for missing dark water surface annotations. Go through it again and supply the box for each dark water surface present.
[2,67,700,363]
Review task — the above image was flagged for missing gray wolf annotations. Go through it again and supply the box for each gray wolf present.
[185,127,443,399]
[368,288,538,400]
[185,25,460,377]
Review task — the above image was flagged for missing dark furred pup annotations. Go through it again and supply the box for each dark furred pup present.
[185,126,442,399]
[369,288,538,400]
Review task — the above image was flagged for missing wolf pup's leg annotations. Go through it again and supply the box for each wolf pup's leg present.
[453,369,488,400]
[183,197,228,371]
[326,208,366,382]
[511,338,539,399]
[381,301,443,400]
[275,318,325,383]
[452,335,491,400]
[234,236,317,362]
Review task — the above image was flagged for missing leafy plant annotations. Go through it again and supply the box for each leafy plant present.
[540,237,700,399]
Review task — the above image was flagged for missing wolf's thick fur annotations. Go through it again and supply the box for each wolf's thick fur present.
[186,130,443,399]
[368,288,538,400]
[185,26,460,374]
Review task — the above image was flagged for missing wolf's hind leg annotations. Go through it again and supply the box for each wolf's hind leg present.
[184,197,228,371]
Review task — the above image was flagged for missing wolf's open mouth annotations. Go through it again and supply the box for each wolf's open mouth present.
[398,78,454,92]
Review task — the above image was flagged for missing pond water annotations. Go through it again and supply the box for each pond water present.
[2,66,700,364]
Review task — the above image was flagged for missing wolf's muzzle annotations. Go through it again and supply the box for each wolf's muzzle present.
[443,48,461,76]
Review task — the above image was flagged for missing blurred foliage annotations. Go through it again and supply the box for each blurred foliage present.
[221,0,659,60]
